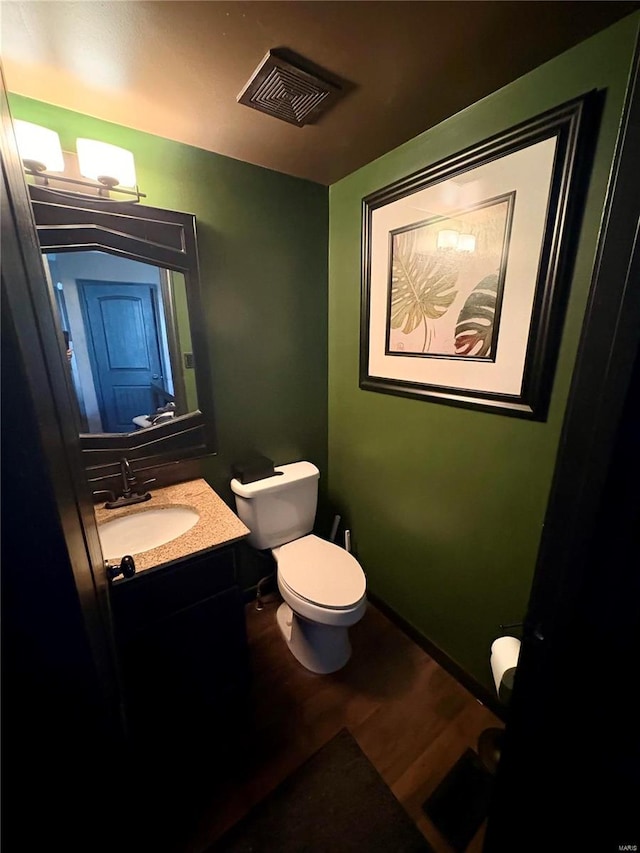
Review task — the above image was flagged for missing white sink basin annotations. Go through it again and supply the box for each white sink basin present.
[98,505,200,558]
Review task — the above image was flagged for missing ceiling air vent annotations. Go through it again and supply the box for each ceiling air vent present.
[237,50,343,127]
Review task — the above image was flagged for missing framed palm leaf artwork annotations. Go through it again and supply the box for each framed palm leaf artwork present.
[360,92,599,420]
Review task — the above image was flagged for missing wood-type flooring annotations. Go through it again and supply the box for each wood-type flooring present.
[170,597,504,853]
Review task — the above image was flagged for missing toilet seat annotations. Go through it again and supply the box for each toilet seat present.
[278,575,366,612]
[276,534,366,609]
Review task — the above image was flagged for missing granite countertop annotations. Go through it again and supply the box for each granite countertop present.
[94,478,250,574]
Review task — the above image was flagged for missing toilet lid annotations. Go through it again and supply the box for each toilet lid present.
[277,535,366,609]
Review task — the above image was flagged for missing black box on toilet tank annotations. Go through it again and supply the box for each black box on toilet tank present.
[231,454,276,485]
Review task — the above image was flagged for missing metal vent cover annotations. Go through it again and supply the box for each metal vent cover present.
[237,51,343,126]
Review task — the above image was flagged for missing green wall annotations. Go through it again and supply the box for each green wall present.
[7,94,329,534]
[328,14,639,689]
[8,11,638,684]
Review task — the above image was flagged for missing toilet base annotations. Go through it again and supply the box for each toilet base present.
[276,602,352,674]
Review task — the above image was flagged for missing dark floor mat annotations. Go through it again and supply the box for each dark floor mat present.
[421,748,495,851]
[209,728,433,852]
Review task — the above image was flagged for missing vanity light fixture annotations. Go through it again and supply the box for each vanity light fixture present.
[76,138,137,191]
[13,120,64,173]
[14,120,145,202]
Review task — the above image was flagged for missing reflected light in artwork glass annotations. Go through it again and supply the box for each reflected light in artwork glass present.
[457,233,476,252]
[436,229,459,250]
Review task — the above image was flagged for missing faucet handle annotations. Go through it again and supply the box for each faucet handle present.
[135,478,156,495]
[92,488,116,504]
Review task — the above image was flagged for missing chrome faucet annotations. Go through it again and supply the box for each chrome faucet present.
[101,457,155,509]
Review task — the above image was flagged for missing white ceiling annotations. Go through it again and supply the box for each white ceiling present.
[1,1,637,184]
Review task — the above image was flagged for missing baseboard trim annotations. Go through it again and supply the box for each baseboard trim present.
[368,592,507,723]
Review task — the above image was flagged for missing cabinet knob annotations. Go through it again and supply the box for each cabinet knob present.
[106,555,136,581]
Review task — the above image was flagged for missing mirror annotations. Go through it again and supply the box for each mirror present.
[28,184,216,469]
[43,251,197,434]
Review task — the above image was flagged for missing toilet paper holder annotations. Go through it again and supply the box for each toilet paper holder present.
[499,621,523,633]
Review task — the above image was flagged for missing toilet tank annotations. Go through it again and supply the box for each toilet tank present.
[230,461,319,550]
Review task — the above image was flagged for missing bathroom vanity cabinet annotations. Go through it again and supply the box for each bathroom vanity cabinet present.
[109,543,250,754]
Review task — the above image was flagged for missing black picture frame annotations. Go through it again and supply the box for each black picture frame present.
[360,91,601,420]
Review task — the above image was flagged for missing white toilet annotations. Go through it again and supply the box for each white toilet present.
[230,461,367,674]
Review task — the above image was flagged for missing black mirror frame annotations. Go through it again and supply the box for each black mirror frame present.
[27,183,217,482]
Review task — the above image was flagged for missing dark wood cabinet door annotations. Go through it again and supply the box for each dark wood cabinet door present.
[110,549,250,752]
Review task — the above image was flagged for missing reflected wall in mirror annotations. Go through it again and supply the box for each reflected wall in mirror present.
[28,183,217,479]
[43,251,197,434]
